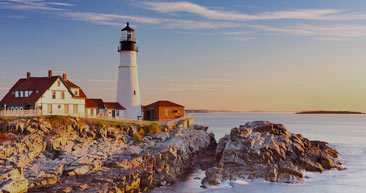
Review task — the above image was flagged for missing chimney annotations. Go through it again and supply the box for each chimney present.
[48,70,53,77]
[62,73,67,80]
[26,72,31,78]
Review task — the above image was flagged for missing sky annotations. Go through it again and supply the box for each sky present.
[1,0,366,112]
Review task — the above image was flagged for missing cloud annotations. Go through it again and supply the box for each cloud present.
[142,1,351,21]
[61,12,161,26]
[228,37,253,41]
[61,11,240,30]
[0,0,73,11]
[160,19,241,30]
[248,24,366,39]
[221,31,254,35]
[3,0,366,40]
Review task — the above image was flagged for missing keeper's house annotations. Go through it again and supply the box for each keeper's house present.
[0,70,86,116]
[0,70,125,118]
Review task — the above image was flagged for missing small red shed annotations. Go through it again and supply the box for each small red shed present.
[143,100,184,121]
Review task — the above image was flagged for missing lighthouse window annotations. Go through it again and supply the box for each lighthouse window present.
[134,90,136,95]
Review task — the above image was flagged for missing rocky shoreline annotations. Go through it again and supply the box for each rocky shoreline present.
[202,121,344,187]
[0,117,216,193]
[0,118,344,193]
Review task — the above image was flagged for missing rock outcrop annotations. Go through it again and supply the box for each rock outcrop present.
[202,121,344,187]
[0,117,216,193]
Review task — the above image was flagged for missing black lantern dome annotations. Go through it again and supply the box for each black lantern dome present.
[118,22,138,52]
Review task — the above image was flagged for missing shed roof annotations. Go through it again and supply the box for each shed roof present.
[85,98,105,109]
[104,102,125,110]
[144,100,184,108]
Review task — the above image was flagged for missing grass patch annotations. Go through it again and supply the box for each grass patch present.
[44,115,74,126]
[85,118,161,128]
[134,130,143,142]
[134,123,162,143]
[143,123,162,134]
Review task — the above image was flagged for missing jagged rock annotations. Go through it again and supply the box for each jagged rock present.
[202,121,344,186]
[0,117,216,193]
[0,168,28,193]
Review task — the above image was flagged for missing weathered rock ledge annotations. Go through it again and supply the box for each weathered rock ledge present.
[202,121,344,187]
[0,117,216,193]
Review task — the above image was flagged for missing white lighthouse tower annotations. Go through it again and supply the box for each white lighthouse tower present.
[116,22,142,120]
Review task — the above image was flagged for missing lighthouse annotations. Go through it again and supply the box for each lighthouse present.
[116,22,142,120]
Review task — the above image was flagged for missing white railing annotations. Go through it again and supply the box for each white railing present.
[0,110,42,117]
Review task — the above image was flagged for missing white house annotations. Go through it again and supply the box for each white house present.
[104,102,125,119]
[0,70,86,116]
[85,99,125,118]
[85,98,106,117]
[0,70,125,118]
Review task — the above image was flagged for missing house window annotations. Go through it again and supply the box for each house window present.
[74,90,78,96]
[73,104,78,114]
[15,91,19,98]
[58,104,61,109]
[48,104,52,114]
[24,91,28,97]
[90,109,94,116]
[20,91,24,97]
[29,90,33,95]
[52,91,56,99]
[61,91,65,99]
[165,109,169,116]
[134,90,136,95]
[57,80,61,87]
[116,110,119,116]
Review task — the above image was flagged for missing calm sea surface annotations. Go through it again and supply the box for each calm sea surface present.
[149,112,366,193]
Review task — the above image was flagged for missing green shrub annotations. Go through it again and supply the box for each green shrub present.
[134,131,143,142]
[143,123,162,134]
[45,115,72,126]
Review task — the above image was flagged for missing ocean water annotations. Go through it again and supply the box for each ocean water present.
[149,112,366,193]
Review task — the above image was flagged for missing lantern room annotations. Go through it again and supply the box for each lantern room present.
[118,22,138,52]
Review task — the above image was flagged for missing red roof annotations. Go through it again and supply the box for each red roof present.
[85,98,105,108]
[0,75,87,106]
[104,102,125,110]
[0,76,59,105]
[64,79,87,98]
[144,100,184,108]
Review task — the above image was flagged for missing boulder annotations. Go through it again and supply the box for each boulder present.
[202,121,343,186]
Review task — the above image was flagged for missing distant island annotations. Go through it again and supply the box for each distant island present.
[296,111,365,114]
[185,109,240,113]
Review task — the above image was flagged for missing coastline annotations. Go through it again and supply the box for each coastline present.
[296,111,365,114]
